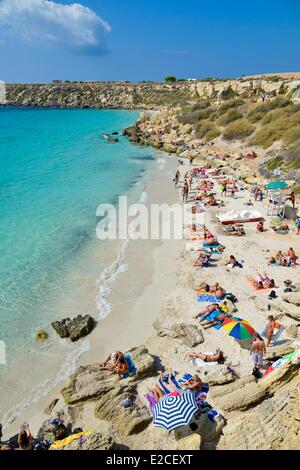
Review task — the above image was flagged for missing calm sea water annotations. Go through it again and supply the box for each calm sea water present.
[0,107,155,370]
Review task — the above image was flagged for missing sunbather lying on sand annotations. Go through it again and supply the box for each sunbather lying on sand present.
[194,253,210,267]
[188,349,225,364]
[246,275,275,290]
[201,312,229,329]
[257,272,275,288]
[196,282,224,297]
[193,303,220,320]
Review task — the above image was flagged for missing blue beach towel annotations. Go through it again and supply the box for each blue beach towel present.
[198,294,220,303]
[261,324,284,343]
[121,354,137,379]
[159,373,209,395]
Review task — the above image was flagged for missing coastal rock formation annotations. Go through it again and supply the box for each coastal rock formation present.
[52,314,95,342]
[94,383,151,436]
[61,432,116,451]
[201,367,236,386]
[168,433,201,450]
[153,320,204,347]
[211,363,299,412]
[220,380,300,450]
[35,329,49,342]
[61,346,155,404]
[174,411,226,444]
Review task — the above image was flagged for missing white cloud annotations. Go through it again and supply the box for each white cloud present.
[0,0,111,55]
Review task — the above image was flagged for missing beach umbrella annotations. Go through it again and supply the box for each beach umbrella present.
[265,180,288,190]
[153,392,198,431]
[222,317,255,341]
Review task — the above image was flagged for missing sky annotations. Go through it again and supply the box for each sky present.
[0,0,299,83]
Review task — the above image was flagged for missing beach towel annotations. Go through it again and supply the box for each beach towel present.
[245,277,271,292]
[50,430,92,450]
[203,242,220,249]
[197,294,221,303]
[158,373,209,396]
[261,324,284,343]
[145,392,157,415]
[120,354,137,379]
[191,352,218,367]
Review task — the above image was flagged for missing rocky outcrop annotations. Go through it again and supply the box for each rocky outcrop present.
[62,432,116,451]
[61,346,155,404]
[168,433,201,450]
[94,383,151,436]
[220,380,300,450]
[153,320,204,347]
[52,314,95,342]
[35,330,49,342]
[174,411,226,444]
[211,363,299,412]
[44,398,59,415]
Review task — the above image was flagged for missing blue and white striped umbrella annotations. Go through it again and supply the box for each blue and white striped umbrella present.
[153,392,198,431]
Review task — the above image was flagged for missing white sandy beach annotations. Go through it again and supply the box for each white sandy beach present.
[2,150,300,448]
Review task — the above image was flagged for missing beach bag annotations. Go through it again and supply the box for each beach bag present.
[225,293,238,303]
[252,366,262,381]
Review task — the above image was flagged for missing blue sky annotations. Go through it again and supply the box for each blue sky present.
[0,0,299,83]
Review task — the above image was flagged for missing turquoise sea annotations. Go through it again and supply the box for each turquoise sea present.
[0,107,156,373]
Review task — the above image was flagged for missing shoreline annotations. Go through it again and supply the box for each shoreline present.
[1,144,179,438]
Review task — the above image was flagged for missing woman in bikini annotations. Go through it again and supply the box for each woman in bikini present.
[193,303,220,320]
[201,311,229,329]
[188,349,225,364]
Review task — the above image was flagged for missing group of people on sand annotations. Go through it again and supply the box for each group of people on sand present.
[268,248,298,267]
[246,273,276,290]
[196,282,225,299]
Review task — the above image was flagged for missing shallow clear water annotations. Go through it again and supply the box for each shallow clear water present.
[0,107,155,369]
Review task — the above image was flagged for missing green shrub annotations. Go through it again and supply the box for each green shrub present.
[204,127,221,141]
[266,156,284,171]
[191,100,210,111]
[219,98,245,112]
[223,119,254,140]
[218,109,243,126]
[247,96,291,123]
[195,120,218,139]
[284,126,300,145]
[165,76,177,82]
[220,85,237,100]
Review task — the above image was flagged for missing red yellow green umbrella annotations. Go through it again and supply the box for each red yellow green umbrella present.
[222,317,255,340]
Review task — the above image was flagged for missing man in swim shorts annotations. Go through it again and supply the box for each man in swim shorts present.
[250,333,266,368]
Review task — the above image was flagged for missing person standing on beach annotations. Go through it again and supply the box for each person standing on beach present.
[250,333,266,368]
[287,191,296,209]
[182,180,189,203]
[174,169,180,187]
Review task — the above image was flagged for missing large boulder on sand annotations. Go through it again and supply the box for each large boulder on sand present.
[61,346,155,404]
[168,433,201,450]
[94,383,151,436]
[153,320,204,347]
[52,314,94,342]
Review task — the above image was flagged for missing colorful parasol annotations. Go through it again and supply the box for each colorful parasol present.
[222,317,255,340]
